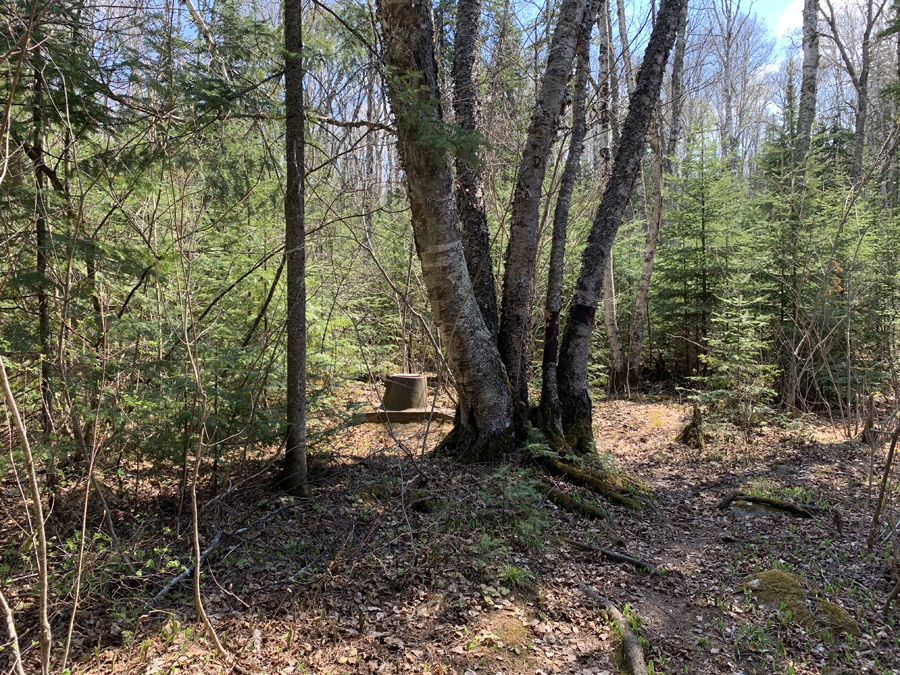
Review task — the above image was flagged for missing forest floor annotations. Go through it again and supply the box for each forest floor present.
[4,388,900,675]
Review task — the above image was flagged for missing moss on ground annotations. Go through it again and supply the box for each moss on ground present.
[741,570,860,639]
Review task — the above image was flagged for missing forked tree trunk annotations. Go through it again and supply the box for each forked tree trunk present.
[557,0,687,453]
[281,0,309,497]
[453,0,499,342]
[378,0,514,461]
[499,0,588,410]
[538,8,595,446]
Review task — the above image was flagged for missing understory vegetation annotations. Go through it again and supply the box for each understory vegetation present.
[4,0,900,672]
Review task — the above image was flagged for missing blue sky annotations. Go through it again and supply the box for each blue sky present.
[751,0,803,36]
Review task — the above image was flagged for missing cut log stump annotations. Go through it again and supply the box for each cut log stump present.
[363,373,454,424]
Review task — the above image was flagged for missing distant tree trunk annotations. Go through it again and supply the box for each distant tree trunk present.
[616,0,635,93]
[281,0,309,497]
[499,0,588,411]
[539,9,594,446]
[665,0,688,173]
[716,0,738,175]
[627,110,663,387]
[597,0,627,394]
[378,0,514,461]
[822,0,886,185]
[603,256,627,391]
[453,0,499,342]
[32,57,53,439]
[557,0,687,453]
[794,0,819,168]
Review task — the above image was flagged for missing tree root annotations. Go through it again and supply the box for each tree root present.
[577,580,648,675]
[718,491,814,518]
[541,457,641,510]
[544,485,608,520]
[563,537,663,576]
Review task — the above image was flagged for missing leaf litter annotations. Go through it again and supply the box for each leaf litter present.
[2,391,899,674]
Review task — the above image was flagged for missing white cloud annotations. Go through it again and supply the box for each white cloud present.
[775,0,803,37]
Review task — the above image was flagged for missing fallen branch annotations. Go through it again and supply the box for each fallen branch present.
[563,537,663,576]
[542,457,641,509]
[885,576,900,615]
[145,530,223,610]
[717,491,814,518]
[577,580,648,675]
[544,484,608,520]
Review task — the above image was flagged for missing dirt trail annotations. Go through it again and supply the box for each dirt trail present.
[13,397,898,675]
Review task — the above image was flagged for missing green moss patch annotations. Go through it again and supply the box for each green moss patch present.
[741,570,860,639]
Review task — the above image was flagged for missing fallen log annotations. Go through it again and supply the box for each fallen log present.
[578,580,648,675]
[718,492,814,518]
[563,537,663,576]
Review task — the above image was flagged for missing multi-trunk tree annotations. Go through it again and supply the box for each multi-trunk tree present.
[377,0,687,456]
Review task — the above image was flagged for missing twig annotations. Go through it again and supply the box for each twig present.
[868,425,900,551]
[563,537,663,576]
[0,354,52,675]
[0,588,26,675]
[145,530,223,610]
[577,580,648,675]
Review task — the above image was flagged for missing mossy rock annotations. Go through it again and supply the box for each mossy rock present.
[814,600,860,638]
[741,570,859,639]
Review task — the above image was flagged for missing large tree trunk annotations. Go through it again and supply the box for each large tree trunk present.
[794,0,819,169]
[557,0,687,453]
[281,0,309,497]
[378,0,514,461]
[538,8,595,446]
[453,0,499,342]
[498,0,588,410]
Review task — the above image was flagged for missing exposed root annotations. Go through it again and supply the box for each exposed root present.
[718,491,814,518]
[542,457,641,510]
[578,580,648,675]
[543,484,608,520]
[562,537,663,576]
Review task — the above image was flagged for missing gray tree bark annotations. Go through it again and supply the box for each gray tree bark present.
[453,0,499,342]
[665,0,688,173]
[378,0,514,461]
[822,0,887,185]
[538,4,595,446]
[557,0,687,452]
[794,0,819,168]
[498,0,588,410]
[281,0,309,497]
[598,0,627,393]
[602,255,627,391]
